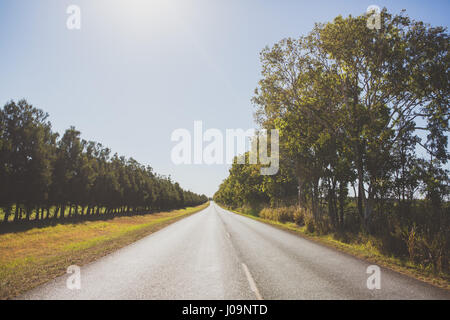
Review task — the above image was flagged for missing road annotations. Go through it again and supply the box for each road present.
[20,202,449,300]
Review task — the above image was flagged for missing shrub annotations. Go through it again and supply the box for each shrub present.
[405,225,418,263]
[304,213,315,233]
[259,206,302,224]
[414,230,449,274]
[293,207,305,226]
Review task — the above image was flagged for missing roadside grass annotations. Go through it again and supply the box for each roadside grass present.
[0,202,209,299]
[220,205,450,290]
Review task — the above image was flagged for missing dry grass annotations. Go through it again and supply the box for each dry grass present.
[0,202,209,299]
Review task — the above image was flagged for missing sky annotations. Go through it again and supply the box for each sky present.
[0,0,448,197]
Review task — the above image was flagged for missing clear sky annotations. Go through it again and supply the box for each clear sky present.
[1,0,448,197]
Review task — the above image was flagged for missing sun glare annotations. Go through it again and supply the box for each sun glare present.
[102,0,183,34]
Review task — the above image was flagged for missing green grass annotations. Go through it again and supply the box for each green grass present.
[0,202,209,299]
[220,204,450,291]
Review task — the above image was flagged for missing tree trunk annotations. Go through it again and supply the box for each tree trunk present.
[25,206,32,221]
[60,205,66,219]
[364,186,374,231]
[54,206,60,220]
[14,205,20,222]
[338,183,345,228]
[3,206,11,223]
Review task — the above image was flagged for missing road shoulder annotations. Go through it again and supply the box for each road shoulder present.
[217,204,450,291]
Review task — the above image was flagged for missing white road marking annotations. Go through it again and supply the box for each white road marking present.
[241,263,263,300]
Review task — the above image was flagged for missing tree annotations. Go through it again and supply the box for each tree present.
[0,99,207,225]
[251,9,448,229]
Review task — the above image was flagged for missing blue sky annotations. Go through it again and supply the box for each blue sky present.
[1,0,448,196]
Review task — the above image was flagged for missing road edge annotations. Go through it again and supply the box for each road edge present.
[216,203,450,291]
[2,202,210,300]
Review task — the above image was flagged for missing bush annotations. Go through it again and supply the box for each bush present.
[405,225,418,262]
[259,205,330,234]
[378,230,408,258]
[259,206,302,224]
[304,213,315,233]
[293,207,305,226]
[259,207,275,220]
[409,230,449,274]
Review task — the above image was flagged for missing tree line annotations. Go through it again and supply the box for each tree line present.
[214,10,449,273]
[0,99,208,224]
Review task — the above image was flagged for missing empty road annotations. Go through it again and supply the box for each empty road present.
[20,202,449,299]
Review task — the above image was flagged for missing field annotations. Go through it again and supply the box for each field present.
[0,202,209,299]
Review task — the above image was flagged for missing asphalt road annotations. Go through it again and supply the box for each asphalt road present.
[20,202,449,300]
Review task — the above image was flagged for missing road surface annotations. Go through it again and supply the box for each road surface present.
[20,202,449,299]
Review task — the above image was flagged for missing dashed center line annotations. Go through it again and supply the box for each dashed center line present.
[241,263,263,300]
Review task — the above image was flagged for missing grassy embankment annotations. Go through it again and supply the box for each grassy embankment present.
[218,204,450,290]
[0,202,209,299]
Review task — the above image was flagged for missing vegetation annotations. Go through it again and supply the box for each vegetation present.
[0,99,208,229]
[0,202,209,299]
[214,10,449,276]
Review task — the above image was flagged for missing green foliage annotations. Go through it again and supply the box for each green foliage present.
[214,9,449,273]
[0,100,208,225]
